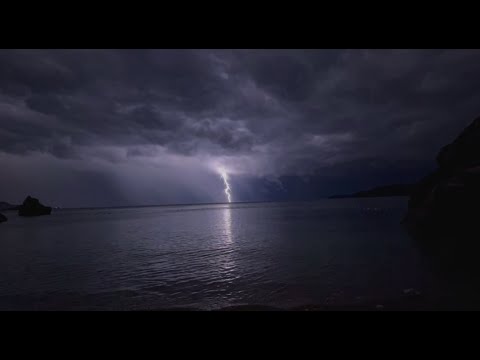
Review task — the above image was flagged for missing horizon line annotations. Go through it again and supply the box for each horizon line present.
[54,198,336,211]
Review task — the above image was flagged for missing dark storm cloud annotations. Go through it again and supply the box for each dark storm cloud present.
[2,49,480,204]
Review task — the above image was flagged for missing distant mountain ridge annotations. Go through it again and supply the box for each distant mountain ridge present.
[0,201,20,211]
[329,184,413,199]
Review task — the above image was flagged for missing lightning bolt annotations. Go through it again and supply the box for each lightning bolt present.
[219,168,232,203]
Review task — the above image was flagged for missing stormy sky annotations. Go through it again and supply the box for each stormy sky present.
[1,49,480,207]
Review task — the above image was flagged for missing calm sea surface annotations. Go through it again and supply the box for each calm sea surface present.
[0,198,456,310]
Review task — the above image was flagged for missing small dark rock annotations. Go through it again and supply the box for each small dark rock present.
[0,213,7,223]
[18,196,52,217]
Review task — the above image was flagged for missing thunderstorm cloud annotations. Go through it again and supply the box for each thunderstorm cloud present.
[1,49,480,206]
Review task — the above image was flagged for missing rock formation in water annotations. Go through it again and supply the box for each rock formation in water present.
[18,196,52,217]
[404,116,480,236]
[0,213,7,223]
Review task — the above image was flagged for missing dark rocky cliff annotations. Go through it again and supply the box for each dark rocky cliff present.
[404,116,480,234]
